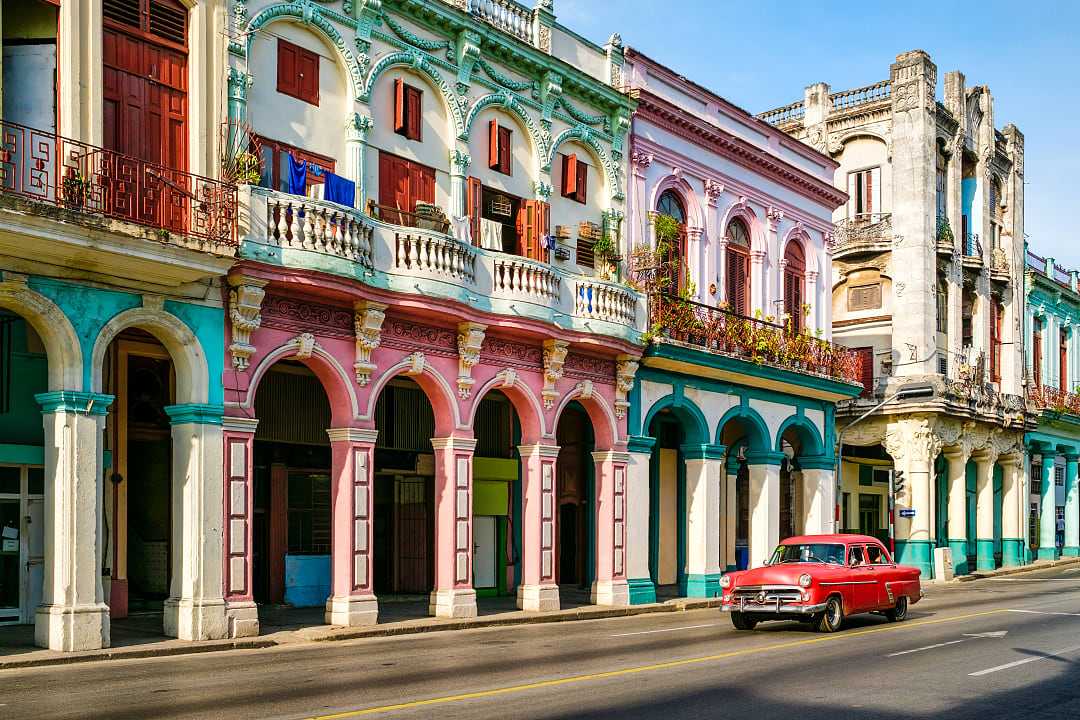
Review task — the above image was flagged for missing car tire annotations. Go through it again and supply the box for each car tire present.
[730,612,758,631]
[814,596,844,633]
[885,595,909,622]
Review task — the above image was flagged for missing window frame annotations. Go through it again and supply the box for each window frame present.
[488,120,513,176]
[254,135,335,193]
[560,153,588,204]
[276,37,320,106]
[394,79,424,142]
[848,282,882,312]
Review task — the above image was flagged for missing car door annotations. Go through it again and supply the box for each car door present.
[846,544,878,612]
[865,543,893,608]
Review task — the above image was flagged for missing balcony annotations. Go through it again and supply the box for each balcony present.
[831,213,893,257]
[0,120,237,284]
[445,0,538,46]
[1028,384,1080,417]
[647,294,861,384]
[243,187,643,338]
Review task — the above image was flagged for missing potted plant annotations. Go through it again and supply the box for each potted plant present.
[62,171,87,209]
[592,232,619,280]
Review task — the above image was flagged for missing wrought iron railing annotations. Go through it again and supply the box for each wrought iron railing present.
[831,213,893,251]
[648,294,860,383]
[1028,384,1080,416]
[0,119,237,246]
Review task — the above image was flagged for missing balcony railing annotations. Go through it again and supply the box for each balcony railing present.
[831,213,893,253]
[648,294,860,383]
[830,81,891,111]
[452,0,535,44]
[1028,384,1080,416]
[757,101,805,127]
[0,119,236,246]
[246,187,643,333]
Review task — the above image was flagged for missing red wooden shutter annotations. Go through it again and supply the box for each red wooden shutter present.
[498,126,512,175]
[784,270,803,332]
[562,154,578,199]
[488,119,500,170]
[298,47,319,105]
[394,78,406,134]
[466,176,483,246]
[378,152,410,224]
[522,200,538,259]
[856,347,874,398]
[405,85,422,141]
[727,249,748,315]
[277,39,297,97]
[576,161,587,203]
[1034,321,1043,388]
[865,171,873,214]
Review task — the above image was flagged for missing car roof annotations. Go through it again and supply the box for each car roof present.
[781,534,885,546]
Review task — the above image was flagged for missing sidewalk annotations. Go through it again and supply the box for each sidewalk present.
[952,554,1080,582]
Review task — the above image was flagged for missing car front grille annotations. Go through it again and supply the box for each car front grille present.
[732,585,803,604]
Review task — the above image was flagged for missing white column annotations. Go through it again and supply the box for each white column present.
[999,452,1025,566]
[34,392,112,651]
[974,451,997,571]
[944,447,970,575]
[57,0,103,144]
[805,270,820,334]
[747,455,782,569]
[625,441,653,602]
[163,407,228,641]
[449,149,471,220]
[801,466,835,535]
[723,461,738,571]
[345,114,373,208]
[715,240,729,306]
[683,448,722,597]
[750,250,768,317]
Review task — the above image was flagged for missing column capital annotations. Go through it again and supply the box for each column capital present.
[627,435,657,454]
[1064,452,1080,463]
[799,454,836,470]
[222,416,259,434]
[35,391,113,416]
[745,450,785,466]
[680,443,726,460]
[998,451,1024,468]
[518,443,561,459]
[326,428,379,445]
[592,450,631,464]
[431,436,478,452]
[164,403,224,426]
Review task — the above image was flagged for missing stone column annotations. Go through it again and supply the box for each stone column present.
[517,444,561,611]
[973,450,998,571]
[686,227,705,304]
[57,0,103,144]
[746,451,783,569]
[800,458,836,535]
[999,452,1025,566]
[805,270,820,334]
[222,416,259,638]
[591,451,630,606]
[750,250,768,317]
[682,444,723,598]
[647,211,659,250]
[34,391,112,651]
[1038,452,1059,561]
[1064,453,1080,557]
[715,239,729,306]
[325,428,379,626]
[345,113,373,208]
[944,447,970,576]
[163,404,228,641]
[946,264,962,378]
[449,149,472,220]
[723,458,738,571]
[430,437,478,618]
[626,436,656,605]
[885,417,941,578]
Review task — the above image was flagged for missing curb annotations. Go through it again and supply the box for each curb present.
[954,556,1080,582]
[0,638,277,671]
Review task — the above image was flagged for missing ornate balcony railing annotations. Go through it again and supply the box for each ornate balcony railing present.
[831,213,893,253]
[1028,384,1080,416]
[452,0,535,44]
[0,119,237,247]
[830,81,891,111]
[757,101,805,127]
[648,294,860,383]
[245,186,644,334]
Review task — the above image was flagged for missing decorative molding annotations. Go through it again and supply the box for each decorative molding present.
[614,354,639,420]
[576,379,595,400]
[383,12,452,52]
[546,125,623,201]
[475,57,535,92]
[497,367,518,389]
[481,336,543,369]
[293,333,317,360]
[563,352,616,383]
[353,301,387,387]
[404,351,426,376]
[261,295,354,338]
[227,275,267,372]
[456,322,487,399]
[542,339,569,409]
[704,179,724,204]
[381,320,458,356]
[362,50,465,136]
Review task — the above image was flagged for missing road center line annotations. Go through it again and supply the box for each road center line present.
[1007,608,1080,618]
[886,639,967,657]
[610,624,719,637]
[968,643,1080,677]
[306,609,1008,719]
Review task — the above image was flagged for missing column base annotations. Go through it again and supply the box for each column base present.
[1001,538,1026,567]
[225,601,260,638]
[35,603,110,652]
[947,539,970,576]
[516,583,560,612]
[681,573,721,599]
[895,540,934,580]
[627,577,656,605]
[975,539,997,572]
[164,597,228,641]
[325,594,379,626]
[591,579,630,607]
[1037,547,1060,561]
[1062,546,1080,557]
[429,588,477,618]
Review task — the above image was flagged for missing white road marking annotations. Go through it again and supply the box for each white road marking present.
[968,643,1080,677]
[1007,608,1080,618]
[610,623,719,638]
[886,631,1007,657]
[987,578,1080,582]
[1063,567,1080,574]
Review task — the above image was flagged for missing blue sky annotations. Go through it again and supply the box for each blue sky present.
[558,0,1079,265]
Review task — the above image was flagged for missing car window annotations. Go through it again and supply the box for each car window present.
[769,543,846,565]
[847,545,866,566]
[866,545,891,565]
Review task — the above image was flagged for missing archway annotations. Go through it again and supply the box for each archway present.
[783,239,806,332]
[554,402,595,596]
[718,410,770,570]
[725,218,751,315]
[656,188,688,296]
[647,410,685,597]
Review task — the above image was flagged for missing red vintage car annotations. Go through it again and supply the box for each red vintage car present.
[719,534,922,632]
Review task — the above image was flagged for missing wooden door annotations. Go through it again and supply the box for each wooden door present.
[394,477,429,594]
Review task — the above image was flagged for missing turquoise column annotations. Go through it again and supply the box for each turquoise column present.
[627,435,657,605]
[1063,453,1080,557]
[1038,454,1059,561]
[945,448,969,576]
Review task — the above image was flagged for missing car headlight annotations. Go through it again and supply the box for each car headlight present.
[798,573,813,588]
[719,575,732,589]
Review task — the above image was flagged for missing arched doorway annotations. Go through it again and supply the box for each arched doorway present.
[554,402,594,594]
[725,219,751,316]
[719,414,769,570]
[647,411,685,597]
[656,189,687,295]
[783,239,806,333]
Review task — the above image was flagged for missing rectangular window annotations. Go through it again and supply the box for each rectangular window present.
[488,120,512,175]
[855,346,875,398]
[936,279,948,333]
[376,151,436,226]
[561,153,587,203]
[848,283,882,312]
[847,167,881,219]
[254,136,334,193]
[784,269,803,333]
[935,163,947,221]
[1061,328,1069,392]
[277,38,319,105]
[725,249,749,315]
[1029,501,1039,547]
[1055,466,1065,487]
[1033,318,1043,388]
[393,78,423,141]
[990,298,1002,383]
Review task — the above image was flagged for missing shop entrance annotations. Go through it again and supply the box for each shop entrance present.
[0,465,44,626]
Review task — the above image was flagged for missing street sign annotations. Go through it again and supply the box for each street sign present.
[899,508,916,518]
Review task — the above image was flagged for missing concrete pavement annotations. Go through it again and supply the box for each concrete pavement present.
[2,566,1080,718]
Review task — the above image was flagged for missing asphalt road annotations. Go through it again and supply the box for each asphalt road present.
[4,566,1080,719]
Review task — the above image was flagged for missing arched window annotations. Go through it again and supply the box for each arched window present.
[783,240,806,332]
[725,219,751,315]
[656,189,687,296]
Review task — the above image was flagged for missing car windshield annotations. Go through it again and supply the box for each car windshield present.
[769,543,845,565]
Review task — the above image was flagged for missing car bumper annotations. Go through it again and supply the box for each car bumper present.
[720,600,828,615]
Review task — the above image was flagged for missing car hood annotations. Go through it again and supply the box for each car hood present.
[725,563,843,588]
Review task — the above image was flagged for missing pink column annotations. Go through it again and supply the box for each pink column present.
[591,450,630,606]
[429,437,478,618]
[223,417,259,638]
[517,444,561,611]
[325,428,379,626]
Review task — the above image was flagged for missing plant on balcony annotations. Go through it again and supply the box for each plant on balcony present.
[61,172,88,210]
[592,231,620,281]
[220,121,263,185]
[937,216,955,245]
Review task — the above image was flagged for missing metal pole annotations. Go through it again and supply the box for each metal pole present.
[888,471,896,555]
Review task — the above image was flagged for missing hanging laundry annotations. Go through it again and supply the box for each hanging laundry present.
[288,154,307,195]
[323,172,356,208]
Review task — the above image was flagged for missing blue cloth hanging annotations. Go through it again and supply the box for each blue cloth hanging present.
[288,154,307,195]
[323,171,356,208]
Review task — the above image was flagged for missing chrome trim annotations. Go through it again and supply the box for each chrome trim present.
[721,601,827,615]
[819,580,878,586]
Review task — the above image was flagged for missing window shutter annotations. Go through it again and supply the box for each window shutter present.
[865,170,873,214]
[277,40,297,97]
[466,176,483,246]
[727,249,747,315]
[1034,325,1042,388]
[871,167,881,216]
[299,49,319,105]
[488,119,500,170]
[522,200,540,260]
[406,86,422,141]
[499,126,512,176]
[847,172,857,218]
[412,161,435,205]
[857,347,874,398]
[785,270,802,332]
[394,78,406,134]
[563,154,578,199]
[538,200,550,262]
[576,161,587,202]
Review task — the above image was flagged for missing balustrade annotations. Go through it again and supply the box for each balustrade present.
[830,81,891,111]
[457,0,534,44]
[266,193,372,268]
[576,280,638,327]
[395,229,477,285]
[492,256,560,303]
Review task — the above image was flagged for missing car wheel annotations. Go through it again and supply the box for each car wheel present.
[814,596,844,633]
[885,595,909,622]
[730,612,759,631]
